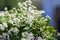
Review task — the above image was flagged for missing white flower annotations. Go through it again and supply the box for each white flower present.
[26,15,34,24]
[13,8,16,10]
[38,36,42,40]
[34,10,39,14]
[22,33,26,37]
[44,19,48,21]
[43,26,45,29]
[40,27,43,31]
[21,8,23,11]
[0,11,4,17]
[40,10,45,13]
[7,14,11,17]
[22,33,25,37]
[28,32,34,40]
[41,17,45,19]
[8,20,13,24]
[23,2,27,7]
[28,15,34,19]
[28,8,34,14]
[22,6,27,10]
[31,5,36,9]
[0,24,3,27]
[46,15,51,20]
[21,38,26,40]
[13,27,19,33]
[58,32,60,36]
[0,24,5,30]
[2,23,8,28]
[3,33,9,39]
[4,7,8,10]
[18,3,23,8]
[18,3,21,6]
[26,0,32,4]
[28,7,33,11]
[22,32,28,37]
[11,14,16,18]
[34,10,45,15]
[11,27,19,33]
[13,18,20,23]
[28,32,33,37]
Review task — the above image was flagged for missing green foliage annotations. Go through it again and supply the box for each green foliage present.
[0,0,5,10]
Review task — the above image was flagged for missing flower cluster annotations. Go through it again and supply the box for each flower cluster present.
[0,0,56,40]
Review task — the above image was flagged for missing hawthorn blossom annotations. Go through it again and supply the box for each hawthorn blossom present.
[0,11,4,17]
[8,27,19,34]
[2,23,8,28]
[0,0,54,40]
[8,20,13,24]
[46,15,51,20]
[0,24,4,30]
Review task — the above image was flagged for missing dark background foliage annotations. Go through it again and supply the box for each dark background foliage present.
[0,0,25,10]
[0,0,41,10]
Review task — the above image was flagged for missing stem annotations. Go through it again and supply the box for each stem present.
[16,28,22,40]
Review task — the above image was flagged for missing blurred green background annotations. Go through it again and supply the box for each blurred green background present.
[0,0,41,10]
